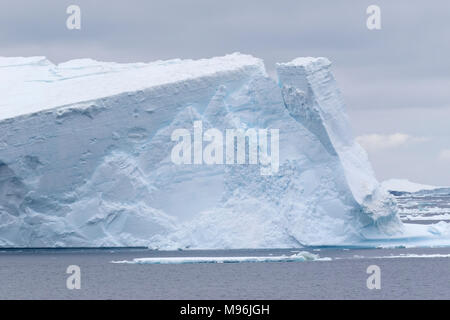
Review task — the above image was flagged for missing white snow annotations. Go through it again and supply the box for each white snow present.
[0,53,407,248]
[381,179,445,193]
[111,251,330,264]
[0,53,265,121]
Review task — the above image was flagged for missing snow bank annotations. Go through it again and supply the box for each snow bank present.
[0,53,402,248]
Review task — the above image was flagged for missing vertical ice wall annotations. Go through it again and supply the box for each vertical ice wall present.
[277,57,402,235]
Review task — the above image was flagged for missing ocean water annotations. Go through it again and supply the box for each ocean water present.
[1,246,450,300]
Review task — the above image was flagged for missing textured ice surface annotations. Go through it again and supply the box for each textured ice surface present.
[0,53,405,248]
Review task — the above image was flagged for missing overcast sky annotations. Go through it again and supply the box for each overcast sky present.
[1,0,449,185]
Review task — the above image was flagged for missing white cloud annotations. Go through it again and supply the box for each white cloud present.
[438,149,450,161]
[356,133,427,152]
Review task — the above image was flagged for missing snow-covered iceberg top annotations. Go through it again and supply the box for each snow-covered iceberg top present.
[277,56,331,72]
[0,53,265,121]
[0,53,405,248]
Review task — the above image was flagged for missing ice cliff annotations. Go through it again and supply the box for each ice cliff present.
[0,53,402,248]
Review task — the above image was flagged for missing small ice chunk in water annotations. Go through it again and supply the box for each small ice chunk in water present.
[111,251,331,264]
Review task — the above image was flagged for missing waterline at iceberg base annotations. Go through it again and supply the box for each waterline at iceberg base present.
[0,53,447,249]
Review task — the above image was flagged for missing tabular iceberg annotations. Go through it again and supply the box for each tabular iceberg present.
[0,53,402,248]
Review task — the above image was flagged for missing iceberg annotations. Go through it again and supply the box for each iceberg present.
[381,179,450,239]
[0,53,402,248]
[381,178,446,193]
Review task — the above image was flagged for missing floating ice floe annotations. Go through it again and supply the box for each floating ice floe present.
[111,251,332,264]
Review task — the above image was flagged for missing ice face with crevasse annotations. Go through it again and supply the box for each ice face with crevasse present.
[0,53,441,248]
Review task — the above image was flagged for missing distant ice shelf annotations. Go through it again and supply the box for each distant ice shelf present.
[381,178,447,193]
[372,253,450,259]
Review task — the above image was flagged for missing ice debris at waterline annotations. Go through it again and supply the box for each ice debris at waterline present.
[111,252,331,264]
[0,52,424,248]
